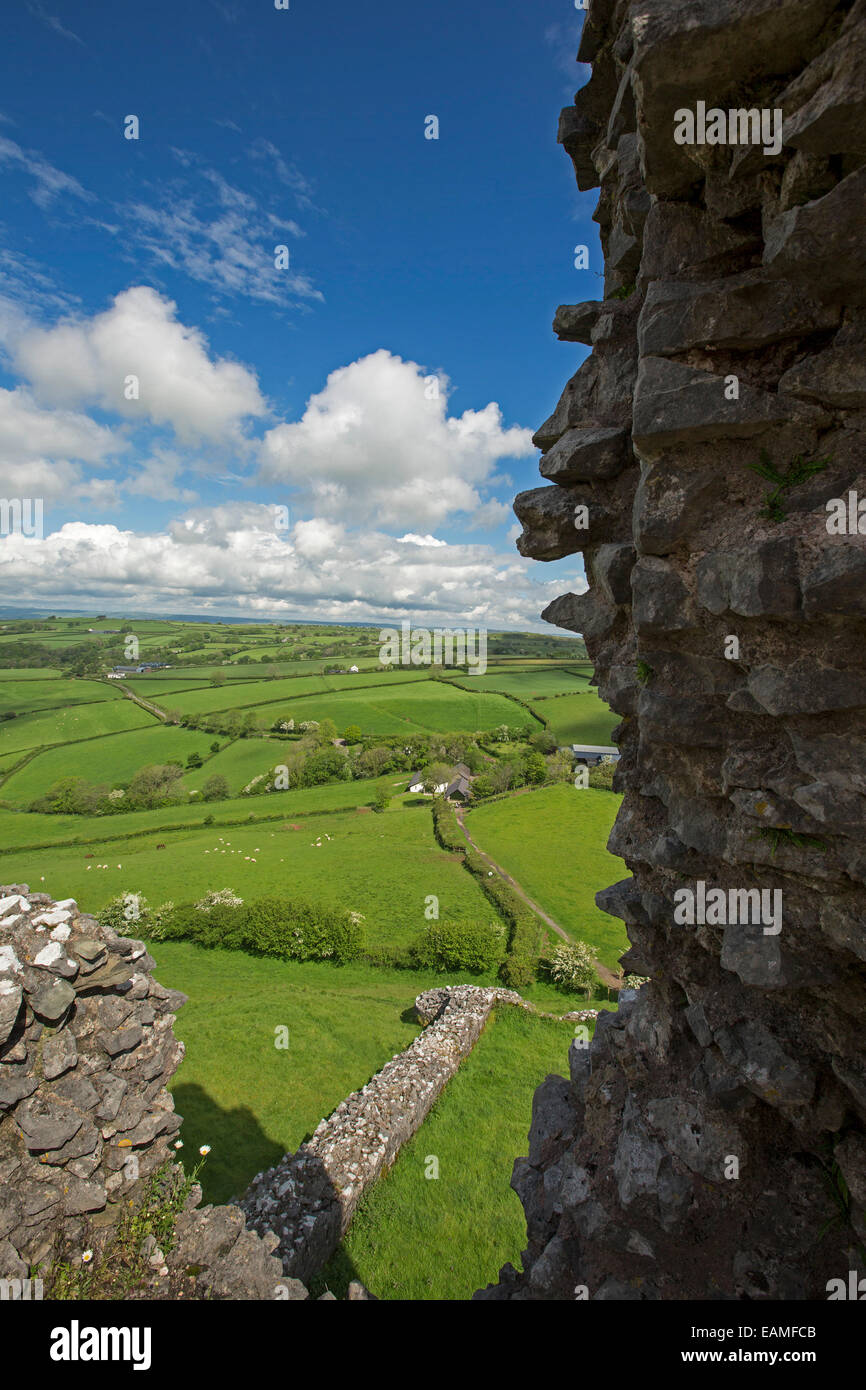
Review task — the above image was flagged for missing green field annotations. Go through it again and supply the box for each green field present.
[0,699,155,756]
[0,803,498,951]
[148,674,329,716]
[0,772,408,849]
[0,668,63,680]
[134,657,386,680]
[118,677,215,697]
[241,683,530,737]
[532,690,619,744]
[141,944,579,1224]
[453,668,590,698]
[181,737,287,794]
[0,724,222,805]
[0,615,623,1301]
[0,750,27,776]
[466,783,626,968]
[0,677,119,715]
[314,1005,576,1300]
[144,943,426,1204]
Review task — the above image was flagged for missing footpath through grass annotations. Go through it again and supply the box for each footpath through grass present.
[313,1005,577,1300]
[466,783,627,969]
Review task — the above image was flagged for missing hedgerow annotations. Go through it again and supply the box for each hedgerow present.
[144,892,365,964]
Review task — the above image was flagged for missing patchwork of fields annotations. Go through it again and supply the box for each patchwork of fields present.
[1,725,219,805]
[0,617,627,1294]
[238,682,528,736]
[0,697,154,756]
[0,772,407,848]
[0,677,116,713]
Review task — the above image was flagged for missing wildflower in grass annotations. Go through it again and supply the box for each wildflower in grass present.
[174,1140,184,1149]
[82,1250,93,1263]
[199,1145,211,1156]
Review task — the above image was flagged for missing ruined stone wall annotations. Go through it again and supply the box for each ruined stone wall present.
[0,884,306,1299]
[480,0,866,1301]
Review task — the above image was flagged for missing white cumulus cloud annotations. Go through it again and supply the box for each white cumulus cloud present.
[0,507,581,629]
[258,349,534,529]
[8,286,267,442]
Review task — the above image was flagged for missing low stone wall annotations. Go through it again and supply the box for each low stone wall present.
[240,984,596,1285]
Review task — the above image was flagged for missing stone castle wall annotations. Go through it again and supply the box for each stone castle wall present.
[480,0,866,1301]
[0,884,305,1299]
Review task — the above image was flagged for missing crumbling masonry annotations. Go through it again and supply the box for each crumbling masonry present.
[479,0,866,1301]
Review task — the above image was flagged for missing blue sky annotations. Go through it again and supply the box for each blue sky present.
[0,0,598,628]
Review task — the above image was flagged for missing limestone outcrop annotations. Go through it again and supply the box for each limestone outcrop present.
[481,0,866,1301]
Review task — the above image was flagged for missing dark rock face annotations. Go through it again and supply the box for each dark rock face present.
[481,0,866,1302]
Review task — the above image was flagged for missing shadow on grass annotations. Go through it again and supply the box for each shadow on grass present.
[308,1240,368,1300]
[172,1081,285,1207]
[173,1081,370,1297]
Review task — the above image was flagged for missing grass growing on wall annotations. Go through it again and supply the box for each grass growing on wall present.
[313,1005,578,1301]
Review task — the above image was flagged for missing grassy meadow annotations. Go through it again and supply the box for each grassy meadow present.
[0,725,219,805]
[452,666,592,698]
[0,802,499,952]
[144,943,581,1217]
[0,696,154,756]
[0,772,409,849]
[314,1005,578,1300]
[466,783,626,969]
[0,677,117,713]
[533,689,620,745]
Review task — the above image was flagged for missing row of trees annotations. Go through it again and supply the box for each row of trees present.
[28,762,233,816]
